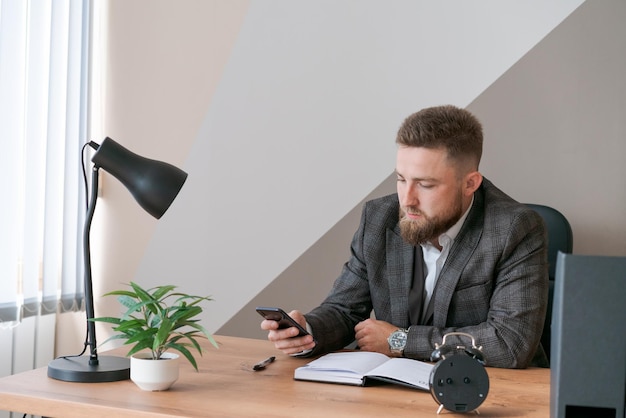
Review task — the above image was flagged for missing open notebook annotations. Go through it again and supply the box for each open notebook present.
[294,351,433,390]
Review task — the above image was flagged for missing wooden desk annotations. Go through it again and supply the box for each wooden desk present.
[0,335,549,417]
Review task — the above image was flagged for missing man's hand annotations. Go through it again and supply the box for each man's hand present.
[354,318,399,356]
[261,309,316,355]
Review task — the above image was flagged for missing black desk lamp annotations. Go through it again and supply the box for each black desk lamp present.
[47,137,188,383]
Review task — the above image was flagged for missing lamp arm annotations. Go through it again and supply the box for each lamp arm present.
[84,166,100,365]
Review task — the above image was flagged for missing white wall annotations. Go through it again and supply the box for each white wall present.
[67,0,626,347]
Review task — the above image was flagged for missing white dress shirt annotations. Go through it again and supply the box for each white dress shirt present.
[420,197,474,318]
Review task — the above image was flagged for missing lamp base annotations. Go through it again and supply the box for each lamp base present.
[47,355,130,383]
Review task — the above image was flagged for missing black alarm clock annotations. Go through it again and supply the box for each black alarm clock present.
[429,332,489,414]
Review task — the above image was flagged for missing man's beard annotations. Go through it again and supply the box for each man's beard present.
[399,195,464,247]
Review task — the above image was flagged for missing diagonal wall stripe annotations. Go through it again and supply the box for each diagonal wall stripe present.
[132,2,587,336]
[470,0,626,257]
[219,1,624,339]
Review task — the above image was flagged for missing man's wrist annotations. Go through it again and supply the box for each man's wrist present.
[387,328,409,357]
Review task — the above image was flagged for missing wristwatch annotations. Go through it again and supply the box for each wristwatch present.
[388,328,409,356]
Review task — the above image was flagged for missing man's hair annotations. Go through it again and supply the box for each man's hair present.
[396,105,483,172]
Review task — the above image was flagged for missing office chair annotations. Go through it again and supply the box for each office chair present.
[525,203,573,365]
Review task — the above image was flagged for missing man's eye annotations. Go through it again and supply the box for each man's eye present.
[419,183,434,189]
[396,177,405,183]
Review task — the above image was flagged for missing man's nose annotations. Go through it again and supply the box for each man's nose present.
[401,186,419,207]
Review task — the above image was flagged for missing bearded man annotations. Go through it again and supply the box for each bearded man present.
[261,105,549,369]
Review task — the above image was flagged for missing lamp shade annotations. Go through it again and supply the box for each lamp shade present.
[91,137,188,219]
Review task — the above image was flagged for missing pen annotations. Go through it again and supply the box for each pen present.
[253,356,276,371]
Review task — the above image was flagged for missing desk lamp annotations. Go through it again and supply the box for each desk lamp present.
[47,137,188,383]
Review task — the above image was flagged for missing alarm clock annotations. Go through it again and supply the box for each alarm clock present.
[429,332,489,414]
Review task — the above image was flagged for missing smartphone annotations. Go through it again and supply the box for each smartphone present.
[255,306,310,337]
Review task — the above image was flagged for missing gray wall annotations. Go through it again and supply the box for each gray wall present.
[83,0,624,345]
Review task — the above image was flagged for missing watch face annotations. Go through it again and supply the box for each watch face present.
[389,330,407,350]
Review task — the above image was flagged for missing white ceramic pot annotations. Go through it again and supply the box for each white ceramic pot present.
[130,352,180,391]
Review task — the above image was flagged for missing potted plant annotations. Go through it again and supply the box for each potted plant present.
[91,281,218,391]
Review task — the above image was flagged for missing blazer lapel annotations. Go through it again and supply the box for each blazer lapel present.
[386,225,414,327]
[429,187,485,327]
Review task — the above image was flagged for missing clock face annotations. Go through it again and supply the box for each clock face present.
[429,354,489,413]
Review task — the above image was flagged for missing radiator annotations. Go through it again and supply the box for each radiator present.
[0,314,55,418]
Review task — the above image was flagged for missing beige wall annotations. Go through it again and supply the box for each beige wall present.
[56,0,625,353]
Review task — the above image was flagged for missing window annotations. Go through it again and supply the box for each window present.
[0,0,90,326]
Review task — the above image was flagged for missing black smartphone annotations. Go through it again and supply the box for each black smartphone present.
[255,306,310,337]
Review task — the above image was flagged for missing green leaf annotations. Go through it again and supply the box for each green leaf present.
[102,288,137,298]
[154,317,173,350]
[170,306,202,322]
[167,342,198,371]
[126,328,158,345]
[88,316,122,325]
[126,340,153,357]
[151,284,178,300]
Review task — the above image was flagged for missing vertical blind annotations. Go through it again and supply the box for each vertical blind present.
[0,0,90,326]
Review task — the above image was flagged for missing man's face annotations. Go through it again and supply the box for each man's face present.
[396,146,466,246]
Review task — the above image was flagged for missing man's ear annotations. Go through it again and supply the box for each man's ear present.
[464,171,483,196]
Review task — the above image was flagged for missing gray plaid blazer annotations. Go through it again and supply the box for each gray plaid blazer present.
[305,178,549,368]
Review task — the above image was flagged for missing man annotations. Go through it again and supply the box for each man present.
[261,105,549,368]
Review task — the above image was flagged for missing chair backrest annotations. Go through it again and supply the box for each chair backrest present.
[525,204,573,364]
